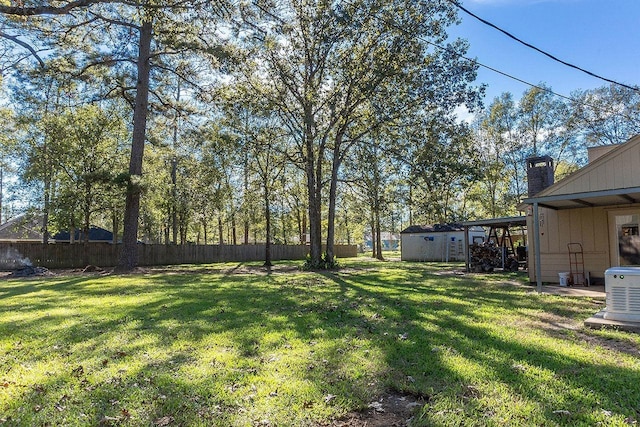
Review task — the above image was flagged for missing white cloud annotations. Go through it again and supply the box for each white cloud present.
[454,105,476,125]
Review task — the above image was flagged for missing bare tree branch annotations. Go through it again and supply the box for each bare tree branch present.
[0,0,106,16]
[0,31,45,67]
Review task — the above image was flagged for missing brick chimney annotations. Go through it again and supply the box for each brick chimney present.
[526,156,554,197]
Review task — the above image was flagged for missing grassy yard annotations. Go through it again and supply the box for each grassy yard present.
[1,258,639,426]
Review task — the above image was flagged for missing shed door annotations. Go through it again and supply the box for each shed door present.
[610,211,640,266]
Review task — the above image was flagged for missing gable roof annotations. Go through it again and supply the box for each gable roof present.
[0,214,42,240]
[53,226,113,242]
[522,134,640,210]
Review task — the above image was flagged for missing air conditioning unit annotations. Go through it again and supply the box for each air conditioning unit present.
[604,267,640,322]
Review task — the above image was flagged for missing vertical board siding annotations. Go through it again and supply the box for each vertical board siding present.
[530,205,612,284]
[0,243,358,269]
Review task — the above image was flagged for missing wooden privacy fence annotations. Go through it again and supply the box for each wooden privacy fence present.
[0,242,358,270]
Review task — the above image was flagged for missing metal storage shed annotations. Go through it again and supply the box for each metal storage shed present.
[400,223,486,262]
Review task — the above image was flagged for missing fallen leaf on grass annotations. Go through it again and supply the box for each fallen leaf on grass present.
[98,416,121,426]
[154,416,174,426]
[553,410,571,416]
[368,401,385,413]
[511,363,527,373]
[324,394,336,404]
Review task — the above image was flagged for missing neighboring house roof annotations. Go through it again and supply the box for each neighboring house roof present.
[53,226,113,242]
[0,213,114,242]
[0,214,42,240]
[522,134,640,210]
[364,232,400,241]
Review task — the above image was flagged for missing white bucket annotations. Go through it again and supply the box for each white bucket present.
[558,272,570,286]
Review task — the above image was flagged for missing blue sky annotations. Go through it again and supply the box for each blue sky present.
[450,0,640,104]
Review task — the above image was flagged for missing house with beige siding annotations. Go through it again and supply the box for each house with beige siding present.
[520,135,640,290]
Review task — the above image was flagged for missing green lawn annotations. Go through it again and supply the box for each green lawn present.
[1,259,639,426]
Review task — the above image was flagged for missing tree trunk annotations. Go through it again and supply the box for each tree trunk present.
[408,184,413,226]
[243,151,250,245]
[118,19,152,270]
[231,213,237,245]
[263,185,272,267]
[0,167,3,225]
[42,164,51,245]
[200,208,209,245]
[375,207,384,260]
[304,101,322,265]
[370,218,376,259]
[302,211,307,244]
[112,206,118,244]
[218,216,223,245]
[325,139,341,263]
[83,204,90,244]
[163,208,170,244]
[171,157,178,244]
[295,204,302,244]
[344,207,351,246]
[180,215,187,244]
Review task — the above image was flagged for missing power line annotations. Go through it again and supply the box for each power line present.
[422,37,576,103]
[447,0,640,93]
[363,0,640,125]
[251,0,639,124]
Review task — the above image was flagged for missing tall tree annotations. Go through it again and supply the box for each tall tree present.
[0,0,230,269]
[569,84,640,147]
[48,104,127,244]
[12,62,77,243]
[0,106,17,224]
[242,0,480,267]
[517,84,568,158]
[406,116,481,223]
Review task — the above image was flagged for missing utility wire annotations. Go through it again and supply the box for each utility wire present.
[423,37,576,103]
[447,0,640,93]
[358,0,640,126]
[249,0,639,124]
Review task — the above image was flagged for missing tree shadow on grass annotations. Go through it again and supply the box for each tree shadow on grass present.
[2,265,639,426]
[319,270,640,426]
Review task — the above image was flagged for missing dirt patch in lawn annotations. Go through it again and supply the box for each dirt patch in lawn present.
[320,393,425,427]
